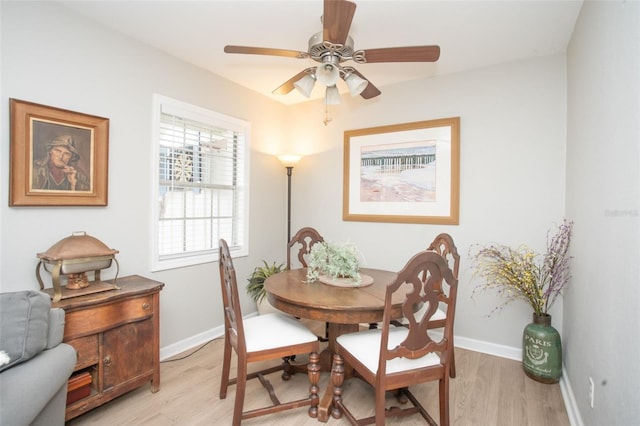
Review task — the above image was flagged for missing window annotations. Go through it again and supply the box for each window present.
[151,95,250,271]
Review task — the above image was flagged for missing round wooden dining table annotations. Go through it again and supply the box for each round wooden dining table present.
[264,267,401,422]
[265,267,400,319]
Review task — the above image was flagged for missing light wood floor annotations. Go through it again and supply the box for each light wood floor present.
[68,320,570,426]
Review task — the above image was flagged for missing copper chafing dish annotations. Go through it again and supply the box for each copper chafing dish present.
[36,232,119,302]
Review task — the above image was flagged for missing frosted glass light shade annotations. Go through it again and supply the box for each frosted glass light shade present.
[345,72,368,97]
[316,63,340,87]
[278,155,302,168]
[325,86,341,105]
[293,74,315,98]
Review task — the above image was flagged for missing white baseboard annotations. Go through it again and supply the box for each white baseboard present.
[159,312,259,361]
[160,325,224,361]
[559,368,584,426]
[454,335,522,361]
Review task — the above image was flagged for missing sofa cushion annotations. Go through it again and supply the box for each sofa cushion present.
[0,291,51,372]
[46,308,66,350]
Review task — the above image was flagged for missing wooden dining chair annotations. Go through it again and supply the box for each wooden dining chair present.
[392,233,460,378]
[427,233,460,278]
[287,227,329,341]
[286,226,324,269]
[218,239,321,425]
[330,250,458,426]
[425,233,460,378]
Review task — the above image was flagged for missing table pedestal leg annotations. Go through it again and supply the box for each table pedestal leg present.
[317,323,358,422]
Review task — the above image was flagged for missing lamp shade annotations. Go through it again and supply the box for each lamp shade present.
[325,86,341,105]
[278,155,302,168]
[316,63,340,87]
[294,74,315,98]
[345,72,368,97]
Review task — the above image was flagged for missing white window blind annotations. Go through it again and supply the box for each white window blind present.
[151,95,249,271]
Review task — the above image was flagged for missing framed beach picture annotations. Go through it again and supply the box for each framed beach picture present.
[343,117,460,224]
[9,99,109,206]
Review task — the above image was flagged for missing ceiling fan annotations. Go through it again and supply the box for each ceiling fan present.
[224,0,440,102]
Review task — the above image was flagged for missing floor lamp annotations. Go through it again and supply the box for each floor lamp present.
[278,155,302,244]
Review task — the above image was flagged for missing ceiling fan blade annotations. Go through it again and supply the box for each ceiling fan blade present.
[224,45,309,59]
[272,69,312,95]
[323,0,357,46]
[348,69,381,99]
[360,45,441,63]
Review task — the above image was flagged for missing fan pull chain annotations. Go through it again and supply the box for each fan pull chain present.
[323,103,332,126]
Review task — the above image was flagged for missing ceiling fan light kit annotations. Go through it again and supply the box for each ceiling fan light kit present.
[293,74,316,98]
[344,71,368,97]
[316,60,340,87]
[325,86,341,105]
[224,0,440,122]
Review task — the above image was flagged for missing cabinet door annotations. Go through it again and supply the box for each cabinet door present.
[102,318,154,390]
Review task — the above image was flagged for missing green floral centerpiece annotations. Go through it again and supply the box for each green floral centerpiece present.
[470,219,574,316]
[306,241,362,285]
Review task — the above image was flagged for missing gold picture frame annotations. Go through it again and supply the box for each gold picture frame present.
[343,117,460,224]
[9,99,109,206]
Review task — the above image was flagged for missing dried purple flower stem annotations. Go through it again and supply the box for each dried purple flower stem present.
[470,219,573,316]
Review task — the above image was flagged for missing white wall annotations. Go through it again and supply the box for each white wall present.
[0,1,289,352]
[565,1,640,424]
[286,54,568,354]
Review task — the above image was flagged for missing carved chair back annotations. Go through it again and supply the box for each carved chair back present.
[287,227,324,269]
[219,238,246,354]
[380,250,458,378]
[426,233,460,278]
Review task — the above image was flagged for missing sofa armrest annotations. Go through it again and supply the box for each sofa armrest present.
[0,343,76,426]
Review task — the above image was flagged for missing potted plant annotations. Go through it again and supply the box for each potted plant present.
[246,261,284,314]
[306,241,363,285]
[470,219,573,383]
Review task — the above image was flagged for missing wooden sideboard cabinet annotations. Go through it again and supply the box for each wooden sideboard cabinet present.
[52,275,164,421]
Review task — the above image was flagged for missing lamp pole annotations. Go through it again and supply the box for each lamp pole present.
[277,155,302,245]
[286,166,293,244]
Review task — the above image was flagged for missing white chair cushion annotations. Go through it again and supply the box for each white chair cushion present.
[243,313,318,353]
[337,328,441,375]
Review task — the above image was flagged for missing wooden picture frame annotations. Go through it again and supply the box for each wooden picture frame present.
[9,99,109,206]
[343,117,460,224]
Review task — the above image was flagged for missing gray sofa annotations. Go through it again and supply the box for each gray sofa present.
[0,290,77,426]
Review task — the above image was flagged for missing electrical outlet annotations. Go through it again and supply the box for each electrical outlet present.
[588,377,595,408]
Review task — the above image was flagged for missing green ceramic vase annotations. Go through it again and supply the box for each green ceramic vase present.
[522,313,562,384]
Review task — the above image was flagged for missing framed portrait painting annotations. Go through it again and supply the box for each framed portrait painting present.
[343,117,460,225]
[9,99,109,206]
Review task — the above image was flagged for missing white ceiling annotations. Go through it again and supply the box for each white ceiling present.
[58,0,583,105]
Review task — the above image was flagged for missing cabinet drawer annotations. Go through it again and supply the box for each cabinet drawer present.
[67,335,99,371]
[64,295,154,339]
